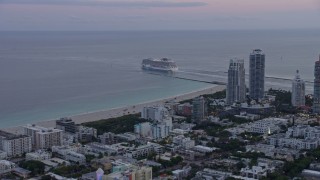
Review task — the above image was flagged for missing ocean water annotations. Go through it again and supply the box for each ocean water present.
[0,30,319,128]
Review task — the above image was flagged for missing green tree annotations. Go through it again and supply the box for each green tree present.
[85,154,96,163]
[20,160,46,176]
[82,114,147,134]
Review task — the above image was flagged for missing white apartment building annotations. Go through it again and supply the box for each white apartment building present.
[195,168,232,179]
[52,145,80,157]
[135,118,172,140]
[269,130,320,150]
[134,122,152,138]
[76,126,97,142]
[152,118,173,140]
[84,142,118,156]
[99,132,117,145]
[246,144,275,157]
[0,160,16,174]
[23,124,63,150]
[173,135,195,149]
[65,151,86,164]
[240,163,270,180]
[141,106,170,122]
[125,143,164,159]
[0,151,7,160]
[286,125,320,139]
[51,145,85,164]
[193,145,215,153]
[248,118,287,134]
[0,130,32,157]
[26,150,51,161]
[286,125,309,138]
[104,166,152,180]
[99,132,137,145]
[172,166,192,180]
[115,133,137,142]
[152,123,169,140]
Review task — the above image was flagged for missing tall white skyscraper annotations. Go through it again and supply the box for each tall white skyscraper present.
[226,58,246,105]
[249,49,265,100]
[291,70,305,107]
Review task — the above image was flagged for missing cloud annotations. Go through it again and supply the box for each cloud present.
[0,0,207,8]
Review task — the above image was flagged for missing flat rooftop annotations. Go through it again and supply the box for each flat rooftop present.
[0,130,29,140]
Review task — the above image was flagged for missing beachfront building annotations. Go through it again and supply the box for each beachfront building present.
[56,118,77,133]
[192,96,207,122]
[249,49,265,100]
[23,124,63,150]
[177,103,193,116]
[76,125,98,142]
[134,122,152,138]
[141,106,170,122]
[0,130,32,157]
[226,58,246,105]
[56,118,97,142]
[292,70,305,107]
[314,57,320,114]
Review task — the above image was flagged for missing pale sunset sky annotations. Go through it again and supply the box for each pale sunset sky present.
[0,0,319,30]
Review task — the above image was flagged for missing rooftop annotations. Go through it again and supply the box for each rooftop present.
[0,130,29,140]
[24,124,63,134]
[13,167,31,174]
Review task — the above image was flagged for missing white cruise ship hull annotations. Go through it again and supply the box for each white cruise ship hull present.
[142,65,178,72]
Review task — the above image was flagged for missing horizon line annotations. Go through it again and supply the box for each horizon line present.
[1,27,320,32]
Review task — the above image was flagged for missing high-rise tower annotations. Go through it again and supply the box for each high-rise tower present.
[291,70,305,107]
[249,49,265,100]
[192,96,207,122]
[313,56,320,113]
[226,58,246,105]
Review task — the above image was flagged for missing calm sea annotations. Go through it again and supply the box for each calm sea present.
[0,30,319,127]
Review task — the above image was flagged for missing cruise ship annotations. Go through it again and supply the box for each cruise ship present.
[142,58,178,72]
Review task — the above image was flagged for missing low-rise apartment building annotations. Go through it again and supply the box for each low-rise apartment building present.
[173,135,195,149]
[125,143,164,159]
[26,150,51,161]
[0,160,16,174]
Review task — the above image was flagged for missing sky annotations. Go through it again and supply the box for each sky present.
[0,0,320,31]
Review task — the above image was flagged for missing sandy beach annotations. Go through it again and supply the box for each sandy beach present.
[2,85,225,134]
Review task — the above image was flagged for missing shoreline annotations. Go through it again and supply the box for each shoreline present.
[2,85,226,134]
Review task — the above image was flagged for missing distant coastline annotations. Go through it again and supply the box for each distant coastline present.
[3,85,225,134]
